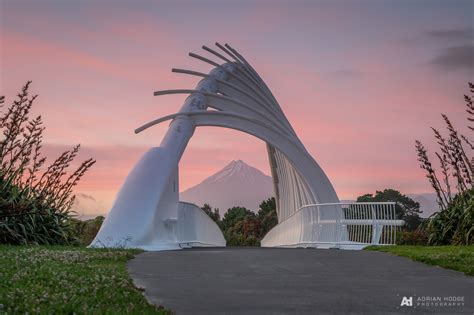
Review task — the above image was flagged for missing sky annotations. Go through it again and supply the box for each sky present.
[0,0,473,212]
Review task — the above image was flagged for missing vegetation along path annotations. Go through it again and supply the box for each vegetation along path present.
[0,246,169,314]
[128,247,474,314]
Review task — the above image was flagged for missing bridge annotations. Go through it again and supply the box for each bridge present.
[90,43,403,250]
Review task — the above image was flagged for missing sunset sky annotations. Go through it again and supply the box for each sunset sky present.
[1,0,473,212]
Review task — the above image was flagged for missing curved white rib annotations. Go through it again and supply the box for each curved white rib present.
[151,89,293,135]
[136,109,339,220]
[91,42,343,250]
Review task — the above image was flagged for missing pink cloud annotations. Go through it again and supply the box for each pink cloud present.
[2,32,124,78]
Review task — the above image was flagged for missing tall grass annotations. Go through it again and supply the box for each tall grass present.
[415,83,473,245]
[0,82,95,245]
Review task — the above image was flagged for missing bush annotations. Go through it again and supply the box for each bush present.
[0,82,95,245]
[69,216,104,245]
[397,230,428,245]
[415,82,474,245]
[425,189,473,245]
[224,232,260,246]
[203,199,278,246]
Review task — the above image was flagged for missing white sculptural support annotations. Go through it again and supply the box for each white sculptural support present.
[92,43,403,251]
[90,63,233,250]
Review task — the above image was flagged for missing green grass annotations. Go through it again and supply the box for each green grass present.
[0,245,170,314]
[366,245,474,276]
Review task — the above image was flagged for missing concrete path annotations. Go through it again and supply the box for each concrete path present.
[127,247,473,314]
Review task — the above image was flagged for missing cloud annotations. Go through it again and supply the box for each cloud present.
[401,28,473,46]
[426,29,473,40]
[429,45,474,71]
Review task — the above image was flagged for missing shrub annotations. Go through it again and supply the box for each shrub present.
[415,82,474,245]
[397,229,428,245]
[69,215,104,245]
[224,232,260,246]
[201,198,278,246]
[0,82,95,245]
[425,189,473,245]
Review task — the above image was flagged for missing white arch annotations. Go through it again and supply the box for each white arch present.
[135,110,338,207]
[90,42,345,250]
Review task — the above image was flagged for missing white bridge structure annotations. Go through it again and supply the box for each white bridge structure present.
[91,43,403,250]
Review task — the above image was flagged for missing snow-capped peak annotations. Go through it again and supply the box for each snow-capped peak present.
[180,160,274,213]
[200,160,269,184]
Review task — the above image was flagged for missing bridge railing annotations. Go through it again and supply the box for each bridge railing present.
[261,202,404,249]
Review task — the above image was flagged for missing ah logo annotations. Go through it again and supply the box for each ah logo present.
[400,296,413,307]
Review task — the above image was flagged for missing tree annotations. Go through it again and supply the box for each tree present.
[221,206,255,231]
[241,216,261,239]
[357,189,422,230]
[225,215,261,243]
[201,203,220,223]
[257,197,276,220]
[257,197,278,237]
[201,199,279,246]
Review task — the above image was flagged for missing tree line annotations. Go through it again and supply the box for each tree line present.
[201,198,278,246]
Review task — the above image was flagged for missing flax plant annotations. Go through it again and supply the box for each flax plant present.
[415,83,474,245]
[0,82,95,245]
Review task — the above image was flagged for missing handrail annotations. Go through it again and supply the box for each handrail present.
[300,202,396,208]
[279,201,397,226]
[264,201,402,248]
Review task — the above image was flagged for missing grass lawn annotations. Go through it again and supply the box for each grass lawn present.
[366,245,474,276]
[0,246,169,314]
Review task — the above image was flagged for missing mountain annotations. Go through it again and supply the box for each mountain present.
[180,160,274,214]
[70,160,440,219]
[179,159,441,218]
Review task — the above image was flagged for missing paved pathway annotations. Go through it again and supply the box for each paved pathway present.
[127,247,473,314]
